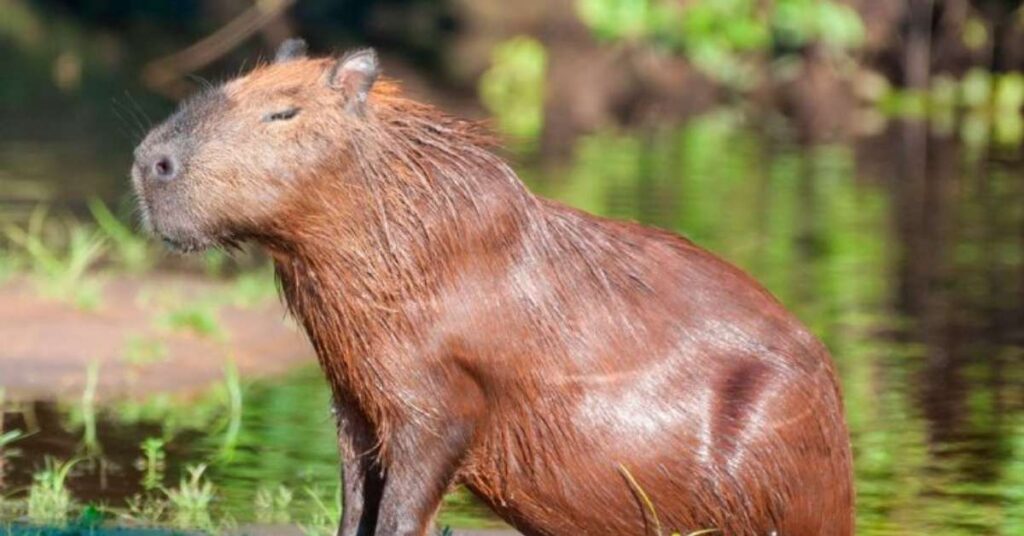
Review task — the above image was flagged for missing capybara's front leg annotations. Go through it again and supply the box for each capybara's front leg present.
[372,426,468,536]
[335,402,384,536]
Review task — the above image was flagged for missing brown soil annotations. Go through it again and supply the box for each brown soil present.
[0,273,313,402]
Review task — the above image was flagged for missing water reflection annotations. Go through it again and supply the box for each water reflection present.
[1,112,1022,533]
[526,113,1024,534]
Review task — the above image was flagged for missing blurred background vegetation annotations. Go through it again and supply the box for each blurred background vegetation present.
[1,0,1023,534]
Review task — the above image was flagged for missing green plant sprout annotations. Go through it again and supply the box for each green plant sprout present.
[255,484,294,523]
[575,0,863,90]
[27,457,83,524]
[158,301,225,340]
[479,36,548,145]
[79,360,102,457]
[87,197,153,273]
[3,206,106,310]
[163,464,216,530]
[218,360,244,460]
[299,484,342,536]
[122,334,169,366]
[137,438,167,492]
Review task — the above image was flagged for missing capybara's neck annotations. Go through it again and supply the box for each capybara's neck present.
[264,93,544,400]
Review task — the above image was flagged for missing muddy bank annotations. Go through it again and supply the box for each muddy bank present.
[0,273,312,402]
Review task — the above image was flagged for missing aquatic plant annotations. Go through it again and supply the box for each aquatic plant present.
[26,457,82,524]
[137,438,167,492]
[299,484,341,536]
[0,252,16,286]
[217,361,243,460]
[163,464,216,530]
[125,493,168,525]
[255,484,293,523]
[79,360,102,457]
[0,430,21,452]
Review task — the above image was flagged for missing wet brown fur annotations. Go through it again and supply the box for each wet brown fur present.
[133,50,854,536]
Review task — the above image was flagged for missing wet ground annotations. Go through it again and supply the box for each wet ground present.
[0,274,309,401]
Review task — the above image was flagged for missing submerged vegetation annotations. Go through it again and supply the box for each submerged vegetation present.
[0,369,481,534]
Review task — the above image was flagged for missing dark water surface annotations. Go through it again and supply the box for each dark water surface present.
[2,113,1023,533]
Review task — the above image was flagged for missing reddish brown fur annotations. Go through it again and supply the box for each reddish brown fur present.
[132,45,854,536]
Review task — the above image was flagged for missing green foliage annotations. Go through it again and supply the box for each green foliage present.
[255,485,294,523]
[221,267,278,308]
[27,457,82,524]
[125,492,168,525]
[217,361,244,460]
[76,503,105,528]
[203,250,230,278]
[79,360,102,457]
[158,301,224,340]
[137,438,167,492]
[0,430,21,451]
[773,0,864,51]
[298,484,342,536]
[3,206,106,310]
[880,69,1024,150]
[163,464,216,530]
[479,36,548,144]
[575,0,864,89]
[122,334,169,366]
[576,0,661,41]
[88,198,153,273]
[0,251,16,286]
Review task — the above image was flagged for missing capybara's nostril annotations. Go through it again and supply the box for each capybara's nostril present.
[151,155,178,181]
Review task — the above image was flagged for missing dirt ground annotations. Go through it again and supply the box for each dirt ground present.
[0,273,313,402]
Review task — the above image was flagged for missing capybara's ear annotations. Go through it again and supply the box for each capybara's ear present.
[274,38,308,63]
[326,48,380,115]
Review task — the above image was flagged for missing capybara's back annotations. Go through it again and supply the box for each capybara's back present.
[131,40,854,535]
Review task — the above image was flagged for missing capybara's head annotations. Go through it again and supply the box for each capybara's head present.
[131,39,379,252]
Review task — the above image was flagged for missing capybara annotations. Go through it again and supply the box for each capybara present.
[131,39,854,535]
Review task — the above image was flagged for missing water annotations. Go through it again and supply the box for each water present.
[2,111,1023,533]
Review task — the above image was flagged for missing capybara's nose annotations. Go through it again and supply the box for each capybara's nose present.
[139,153,180,182]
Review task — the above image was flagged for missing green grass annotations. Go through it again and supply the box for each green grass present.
[163,464,215,530]
[221,268,278,308]
[138,438,167,493]
[298,485,341,536]
[255,485,294,523]
[79,361,102,457]
[0,388,24,473]
[157,301,224,340]
[88,198,153,273]
[121,334,169,366]
[216,361,243,460]
[0,252,16,286]
[26,457,82,524]
[3,206,106,310]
